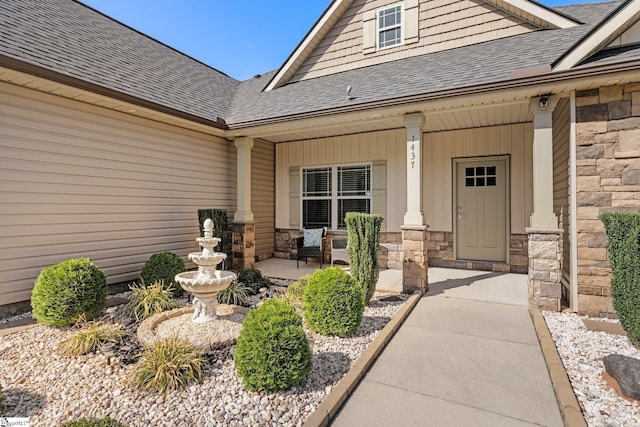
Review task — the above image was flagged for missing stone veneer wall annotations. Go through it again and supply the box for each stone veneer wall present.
[275,228,528,273]
[427,231,528,273]
[575,84,640,316]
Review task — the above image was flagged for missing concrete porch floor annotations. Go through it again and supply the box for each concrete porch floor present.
[255,258,528,303]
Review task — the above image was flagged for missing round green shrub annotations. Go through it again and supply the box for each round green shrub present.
[139,252,186,297]
[235,299,311,392]
[302,267,364,337]
[31,258,107,327]
[236,268,271,294]
[59,418,127,427]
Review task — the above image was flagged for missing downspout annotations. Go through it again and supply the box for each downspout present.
[569,90,579,312]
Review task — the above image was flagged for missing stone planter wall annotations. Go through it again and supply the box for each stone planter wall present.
[575,84,640,316]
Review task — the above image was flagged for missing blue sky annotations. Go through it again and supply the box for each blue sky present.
[80,0,605,81]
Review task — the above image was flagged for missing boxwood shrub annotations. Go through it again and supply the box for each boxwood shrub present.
[31,258,107,327]
[235,299,311,392]
[302,267,364,337]
[600,211,640,347]
[139,252,186,297]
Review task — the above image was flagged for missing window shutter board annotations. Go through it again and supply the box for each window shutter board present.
[405,1,419,44]
[289,166,301,228]
[363,10,376,54]
[372,161,387,231]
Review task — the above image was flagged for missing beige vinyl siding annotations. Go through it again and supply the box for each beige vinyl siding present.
[552,97,571,281]
[0,82,236,305]
[424,123,534,233]
[291,0,536,82]
[276,129,406,231]
[252,139,275,258]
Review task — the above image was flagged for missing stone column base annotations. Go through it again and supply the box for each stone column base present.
[526,227,563,311]
[401,225,429,295]
[232,222,255,270]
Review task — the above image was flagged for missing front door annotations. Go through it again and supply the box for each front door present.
[455,158,508,262]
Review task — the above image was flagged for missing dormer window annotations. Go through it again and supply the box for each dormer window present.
[378,4,403,49]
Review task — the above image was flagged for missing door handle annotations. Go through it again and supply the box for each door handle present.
[457,207,463,219]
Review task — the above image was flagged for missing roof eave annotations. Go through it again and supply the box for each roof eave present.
[230,57,640,129]
[0,54,229,131]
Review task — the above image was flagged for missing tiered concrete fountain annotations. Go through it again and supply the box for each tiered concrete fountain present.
[137,219,245,351]
[175,218,236,323]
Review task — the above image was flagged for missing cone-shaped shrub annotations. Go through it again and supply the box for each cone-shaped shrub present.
[302,267,364,337]
[235,299,311,392]
[139,252,186,297]
[600,211,640,347]
[31,258,107,327]
[345,212,384,304]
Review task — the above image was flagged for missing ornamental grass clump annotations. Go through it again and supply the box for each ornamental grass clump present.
[345,212,384,305]
[600,211,640,347]
[132,337,203,393]
[59,417,128,427]
[124,280,177,321]
[217,280,250,305]
[58,317,125,356]
[31,258,108,327]
[139,252,186,297]
[235,299,311,392]
[302,267,364,337]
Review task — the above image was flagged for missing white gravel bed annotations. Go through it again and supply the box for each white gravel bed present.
[543,311,640,427]
[0,293,407,427]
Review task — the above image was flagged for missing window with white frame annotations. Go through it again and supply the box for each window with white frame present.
[302,164,371,230]
[377,4,403,49]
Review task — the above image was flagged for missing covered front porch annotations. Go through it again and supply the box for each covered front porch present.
[254,258,528,306]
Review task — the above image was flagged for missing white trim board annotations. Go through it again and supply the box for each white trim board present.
[554,0,640,71]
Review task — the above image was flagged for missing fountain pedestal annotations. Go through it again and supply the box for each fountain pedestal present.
[175,219,236,323]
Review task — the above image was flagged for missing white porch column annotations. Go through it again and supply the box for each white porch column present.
[529,96,559,229]
[401,112,428,295]
[403,113,425,226]
[234,137,254,222]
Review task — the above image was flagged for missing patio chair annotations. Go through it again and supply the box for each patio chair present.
[296,227,327,268]
[331,237,349,265]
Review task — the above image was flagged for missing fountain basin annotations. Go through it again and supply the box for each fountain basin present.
[137,305,247,351]
[176,270,236,293]
[188,252,226,266]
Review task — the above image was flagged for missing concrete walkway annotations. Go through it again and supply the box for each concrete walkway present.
[332,268,563,427]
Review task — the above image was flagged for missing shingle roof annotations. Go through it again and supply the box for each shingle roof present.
[225,0,627,125]
[553,0,624,24]
[0,0,632,128]
[0,0,239,123]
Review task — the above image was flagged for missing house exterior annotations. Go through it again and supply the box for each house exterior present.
[1,0,640,317]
